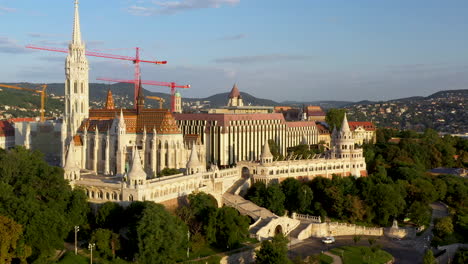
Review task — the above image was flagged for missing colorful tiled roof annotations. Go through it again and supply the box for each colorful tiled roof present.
[78,108,181,134]
[348,121,375,131]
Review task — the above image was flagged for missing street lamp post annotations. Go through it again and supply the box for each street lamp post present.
[187,231,190,259]
[74,226,80,255]
[88,243,95,264]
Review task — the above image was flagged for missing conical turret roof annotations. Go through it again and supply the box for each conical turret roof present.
[228,83,241,98]
[261,142,273,159]
[128,148,147,181]
[64,140,78,170]
[340,113,350,132]
[186,145,201,168]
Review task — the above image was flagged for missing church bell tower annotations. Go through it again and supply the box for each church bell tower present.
[65,0,89,138]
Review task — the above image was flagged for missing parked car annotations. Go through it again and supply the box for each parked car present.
[322,236,335,244]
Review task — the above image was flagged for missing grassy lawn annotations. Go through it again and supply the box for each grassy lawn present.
[319,253,334,264]
[330,246,393,264]
[56,251,89,264]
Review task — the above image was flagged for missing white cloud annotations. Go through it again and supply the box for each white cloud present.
[127,0,240,16]
[214,54,313,64]
[0,37,32,54]
[0,6,17,14]
[218,33,246,41]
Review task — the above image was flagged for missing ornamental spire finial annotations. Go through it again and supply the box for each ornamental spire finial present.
[72,0,82,45]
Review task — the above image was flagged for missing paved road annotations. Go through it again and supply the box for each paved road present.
[289,236,422,264]
[289,202,450,264]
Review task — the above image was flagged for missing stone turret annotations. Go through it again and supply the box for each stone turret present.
[64,140,80,181]
[186,145,204,175]
[127,147,147,186]
[105,89,115,110]
[260,142,273,164]
[227,83,244,107]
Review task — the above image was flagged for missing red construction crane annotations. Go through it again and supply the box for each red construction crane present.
[97,78,190,112]
[25,45,167,107]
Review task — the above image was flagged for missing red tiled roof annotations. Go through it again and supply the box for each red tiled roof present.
[305,106,325,116]
[316,124,330,134]
[274,106,292,112]
[285,121,317,128]
[9,117,36,123]
[0,120,14,137]
[348,121,375,131]
[79,108,181,134]
[229,84,241,98]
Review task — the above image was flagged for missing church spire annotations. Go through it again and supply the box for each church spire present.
[72,0,82,45]
[105,89,115,110]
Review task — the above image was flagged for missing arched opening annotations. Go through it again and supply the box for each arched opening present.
[241,167,250,178]
[274,225,283,235]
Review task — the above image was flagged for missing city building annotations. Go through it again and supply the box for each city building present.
[0,120,14,149]
[243,113,367,185]
[348,121,376,144]
[303,106,326,122]
[208,84,274,114]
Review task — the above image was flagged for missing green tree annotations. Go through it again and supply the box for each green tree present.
[256,233,291,264]
[0,147,89,261]
[423,249,436,264]
[137,202,188,264]
[325,108,346,131]
[434,217,454,237]
[268,140,283,160]
[91,228,120,260]
[453,248,468,264]
[0,215,31,264]
[265,183,286,216]
[281,178,313,213]
[95,202,124,231]
[408,201,431,227]
[353,235,361,245]
[246,182,267,207]
[212,207,250,249]
[369,184,406,226]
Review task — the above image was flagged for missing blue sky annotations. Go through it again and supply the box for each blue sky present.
[1,0,467,102]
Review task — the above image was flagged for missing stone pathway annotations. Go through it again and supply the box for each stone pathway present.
[324,251,343,264]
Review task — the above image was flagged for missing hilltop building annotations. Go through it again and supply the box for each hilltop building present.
[207,84,274,114]
[174,91,182,113]
[303,106,326,122]
[348,121,376,144]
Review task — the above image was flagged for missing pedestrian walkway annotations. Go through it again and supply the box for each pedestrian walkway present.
[324,252,343,264]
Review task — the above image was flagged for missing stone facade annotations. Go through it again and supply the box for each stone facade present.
[348,121,376,144]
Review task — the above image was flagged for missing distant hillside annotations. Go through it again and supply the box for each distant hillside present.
[345,89,468,134]
[283,100,354,109]
[199,92,280,108]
